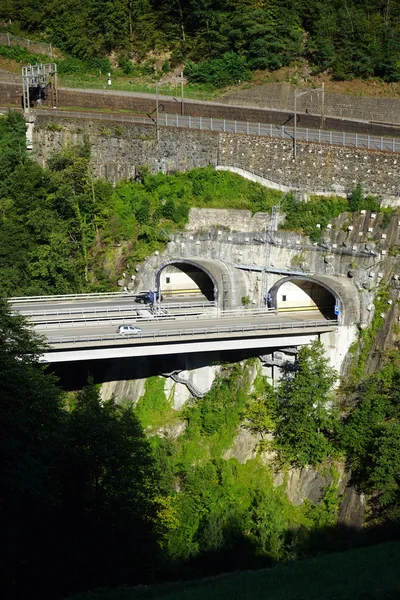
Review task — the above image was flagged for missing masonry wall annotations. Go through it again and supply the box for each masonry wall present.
[219,133,400,199]
[33,115,219,180]
[32,114,400,202]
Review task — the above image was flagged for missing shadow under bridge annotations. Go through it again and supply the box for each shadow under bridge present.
[268,274,361,325]
[154,258,249,309]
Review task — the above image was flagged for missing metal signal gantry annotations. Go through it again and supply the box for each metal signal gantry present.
[22,63,58,112]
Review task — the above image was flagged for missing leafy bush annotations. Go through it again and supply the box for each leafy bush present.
[0,43,48,64]
[184,52,252,88]
[281,185,380,241]
[281,193,348,241]
[135,376,174,430]
[348,184,380,212]
[56,56,111,75]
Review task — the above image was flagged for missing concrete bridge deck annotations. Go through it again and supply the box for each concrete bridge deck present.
[31,308,337,362]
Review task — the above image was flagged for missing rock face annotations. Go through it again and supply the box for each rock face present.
[100,377,146,405]
[223,428,365,525]
[274,466,337,505]
[338,486,365,529]
[223,428,261,463]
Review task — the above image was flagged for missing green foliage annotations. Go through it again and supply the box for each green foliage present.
[161,58,171,73]
[348,287,390,383]
[281,186,380,241]
[183,365,249,450]
[341,359,400,517]
[0,42,49,63]
[135,376,175,430]
[347,184,380,212]
[303,469,340,528]
[57,56,111,75]
[281,193,348,241]
[0,44,111,75]
[118,57,155,77]
[4,1,400,82]
[244,378,278,443]
[274,340,339,467]
[184,52,252,88]
[0,302,161,599]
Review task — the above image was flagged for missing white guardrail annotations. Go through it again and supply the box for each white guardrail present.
[16,300,217,319]
[33,306,272,327]
[26,306,324,327]
[9,292,128,303]
[46,319,337,346]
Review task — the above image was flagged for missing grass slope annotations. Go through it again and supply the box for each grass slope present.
[69,541,400,600]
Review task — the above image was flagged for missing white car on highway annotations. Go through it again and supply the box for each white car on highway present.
[116,325,142,335]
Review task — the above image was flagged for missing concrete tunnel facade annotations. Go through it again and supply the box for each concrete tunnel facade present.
[268,274,361,325]
[154,259,361,324]
[154,258,249,309]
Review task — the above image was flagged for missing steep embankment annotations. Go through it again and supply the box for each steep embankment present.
[69,541,400,600]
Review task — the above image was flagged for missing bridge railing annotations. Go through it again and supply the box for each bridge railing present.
[9,292,128,303]
[33,108,400,154]
[27,306,325,327]
[15,300,217,319]
[46,318,337,346]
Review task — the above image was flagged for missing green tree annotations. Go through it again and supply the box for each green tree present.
[274,340,338,467]
[59,379,161,591]
[0,299,66,599]
[244,381,278,447]
[341,364,400,517]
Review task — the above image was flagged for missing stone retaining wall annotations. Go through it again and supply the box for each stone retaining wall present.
[32,114,400,203]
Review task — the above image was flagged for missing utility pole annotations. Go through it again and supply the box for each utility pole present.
[156,80,160,143]
[321,82,325,130]
[180,71,185,116]
[293,84,325,160]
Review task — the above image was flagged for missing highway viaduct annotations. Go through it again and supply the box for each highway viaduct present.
[11,261,361,373]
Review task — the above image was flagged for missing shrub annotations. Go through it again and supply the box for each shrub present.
[184,52,251,88]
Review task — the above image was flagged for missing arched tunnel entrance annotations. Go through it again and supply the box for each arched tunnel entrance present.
[156,260,218,302]
[154,258,250,309]
[269,276,339,320]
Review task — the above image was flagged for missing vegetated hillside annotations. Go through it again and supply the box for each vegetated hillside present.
[68,541,400,600]
[0,111,383,298]
[0,111,280,296]
[1,1,400,87]
[3,290,400,600]
[2,110,400,599]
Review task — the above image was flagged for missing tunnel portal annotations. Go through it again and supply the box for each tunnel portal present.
[266,274,361,324]
[155,258,250,309]
[158,262,216,301]
[274,279,336,319]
